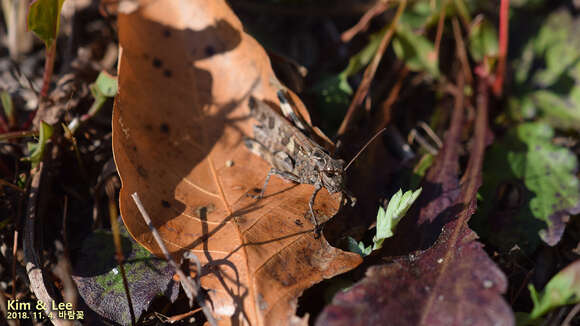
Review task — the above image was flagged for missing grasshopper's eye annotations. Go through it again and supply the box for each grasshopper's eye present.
[324,171,335,178]
[312,151,324,161]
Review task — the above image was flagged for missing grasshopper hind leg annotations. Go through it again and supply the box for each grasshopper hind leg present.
[308,184,323,238]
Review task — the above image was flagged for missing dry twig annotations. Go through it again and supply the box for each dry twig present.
[131,193,217,326]
[337,0,407,137]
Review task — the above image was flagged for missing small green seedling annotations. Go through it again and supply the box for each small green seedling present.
[27,0,66,98]
[22,120,53,168]
[68,71,118,133]
[349,188,422,256]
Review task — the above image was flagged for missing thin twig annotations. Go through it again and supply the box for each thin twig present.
[0,291,17,326]
[22,162,68,326]
[451,17,473,84]
[374,66,409,133]
[408,129,439,155]
[11,229,18,300]
[0,130,38,141]
[418,121,443,148]
[131,193,217,326]
[562,303,580,326]
[337,0,407,137]
[52,241,78,311]
[433,0,448,58]
[341,0,390,42]
[232,0,377,16]
[166,307,203,323]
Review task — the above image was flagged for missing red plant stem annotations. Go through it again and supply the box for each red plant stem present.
[0,116,8,133]
[492,0,509,96]
[40,43,56,100]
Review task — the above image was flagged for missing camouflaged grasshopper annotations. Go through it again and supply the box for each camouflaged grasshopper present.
[245,91,383,231]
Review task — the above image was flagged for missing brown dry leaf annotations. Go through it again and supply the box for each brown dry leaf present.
[111,0,361,325]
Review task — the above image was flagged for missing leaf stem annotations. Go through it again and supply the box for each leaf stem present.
[40,42,56,99]
[492,0,509,96]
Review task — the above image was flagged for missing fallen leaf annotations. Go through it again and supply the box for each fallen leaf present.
[72,228,179,325]
[111,1,361,325]
[317,78,514,326]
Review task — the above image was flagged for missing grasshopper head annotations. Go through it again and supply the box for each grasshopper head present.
[312,149,344,193]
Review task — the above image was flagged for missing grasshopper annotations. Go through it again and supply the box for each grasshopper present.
[245,91,384,232]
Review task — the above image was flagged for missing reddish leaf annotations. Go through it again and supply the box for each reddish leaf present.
[317,78,514,326]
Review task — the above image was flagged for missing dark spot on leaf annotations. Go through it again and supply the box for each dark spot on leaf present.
[163,69,172,78]
[160,123,170,134]
[556,192,562,197]
[205,45,216,56]
[535,145,541,151]
[163,29,171,37]
[132,146,137,152]
[137,165,148,177]
[145,124,152,131]
[268,116,275,129]
[161,200,171,208]
[152,57,162,68]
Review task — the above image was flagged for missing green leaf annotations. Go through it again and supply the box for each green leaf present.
[343,25,389,78]
[346,237,372,257]
[530,90,580,131]
[27,0,66,48]
[472,122,580,252]
[393,24,440,77]
[531,10,578,87]
[411,154,434,189]
[346,188,422,256]
[452,0,472,25]
[524,260,580,322]
[0,91,15,127]
[373,188,422,250]
[515,123,580,241]
[399,1,434,30]
[310,74,351,133]
[92,71,118,98]
[468,19,499,62]
[23,121,53,168]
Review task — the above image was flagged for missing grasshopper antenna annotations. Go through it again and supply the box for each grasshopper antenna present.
[344,128,387,171]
